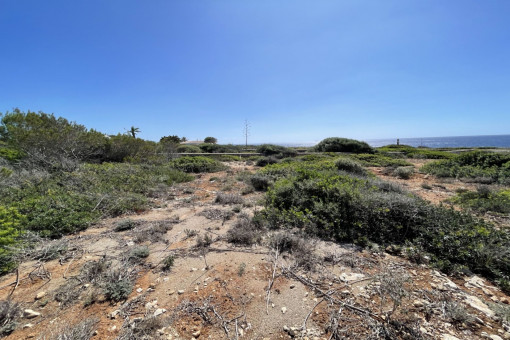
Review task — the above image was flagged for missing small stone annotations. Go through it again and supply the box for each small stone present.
[163,277,169,282]
[290,284,295,289]
[110,310,121,319]
[177,290,185,295]
[136,288,143,293]
[35,292,46,300]
[149,283,156,289]
[441,335,460,340]
[413,300,425,308]
[271,303,275,308]
[283,325,289,331]
[154,308,167,317]
[501,297,510,304]
[24,309,41,319]
[281,307,287,314]
[168,290,175,295]
[23,324,34,329]
[490,335,503,340]
[191,268,198,272]
[192,330,201,337]
[111,325,117,331]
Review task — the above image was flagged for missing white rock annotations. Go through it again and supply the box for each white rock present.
[136,288,143,293]
[339,272,365,282]
[110,310,121,319]
[465,295,495,318]
[281,307,287,314]
[192,330,201,337]
[441,335,461,340]
[177,290,185,295]
[35,292,46,300]
[24,309,41,319]
[23,324,34,329]
[154,308,167,317]
[490,335,503,340]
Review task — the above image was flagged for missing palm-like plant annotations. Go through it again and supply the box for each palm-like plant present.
[129,126,140,138]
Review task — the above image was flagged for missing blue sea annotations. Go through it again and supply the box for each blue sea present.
[364,134,510,148]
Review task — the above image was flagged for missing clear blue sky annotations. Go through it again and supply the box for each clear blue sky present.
[1,1,509,144]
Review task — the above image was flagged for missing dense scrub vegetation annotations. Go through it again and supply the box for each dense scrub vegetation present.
[253,158,510,291]
[315,137,374,153]
[378,144,456,159]
[452,187,510,215]
[0,109,233,276]
[421,151,510,184]
[256,144,297,158]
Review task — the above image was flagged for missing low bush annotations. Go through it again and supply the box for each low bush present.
[256,144,297,158]
[256,156,279,167]
[0,300,21,337]
[378,145,455,159]
[215,193,244,205]
[393,166,414,179]
[226,215,263,246]
[114,219,138,232]
[351,153,412,167]
[162,255,175,271]
[52,318,98,340]
[249,174,272,191]
[170,156,226,173]
[103,279,133,302]
[128,246,150,263]
[335,158,367,176]
[176,145,202,153]
[315,137,374,154]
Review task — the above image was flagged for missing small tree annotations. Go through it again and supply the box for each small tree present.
[160,135,182,144]
[129,126,140,138]
[204,137,217,144]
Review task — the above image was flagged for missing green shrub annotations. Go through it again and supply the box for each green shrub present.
[351,153,412,167]
[129,246,150,262]
[250,174,272,191]
[0,207,24,274]
[315,137,374,154]
[394,166,414,179]
[256,156,279,167]
[176,145,202,153]
[170,156,226,173]
[378,145,455,159]
[335,158,367,176]
[256,144,297,158]
[162,255,175,271]
[114,219,138,232]
[199,144,243,153]
[0,300,21,337]
[103,279,133,302]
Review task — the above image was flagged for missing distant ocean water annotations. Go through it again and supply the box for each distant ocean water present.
[365,134,510,148]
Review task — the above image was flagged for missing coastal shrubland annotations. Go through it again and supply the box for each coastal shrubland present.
[253,158,510,291]
[421,150,510,184]
[378,144,456,159]
[452,186,510,215]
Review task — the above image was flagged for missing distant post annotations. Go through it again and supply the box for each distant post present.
[397,138,400,146]
[243,120,250,148]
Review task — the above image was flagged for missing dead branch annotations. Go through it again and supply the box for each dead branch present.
[8,268,19,297]
[265,248,280,315]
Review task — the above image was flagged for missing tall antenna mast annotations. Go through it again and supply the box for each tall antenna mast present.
[243,119,250,147]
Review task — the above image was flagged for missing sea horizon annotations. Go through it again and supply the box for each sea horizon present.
[271,134,510,148]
